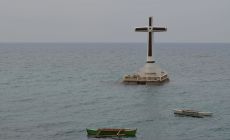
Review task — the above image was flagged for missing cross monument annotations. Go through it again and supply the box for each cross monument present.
[135,16,167,63]
[122,17,169,84]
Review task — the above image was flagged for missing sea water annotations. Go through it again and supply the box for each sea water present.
[0,43,229,140]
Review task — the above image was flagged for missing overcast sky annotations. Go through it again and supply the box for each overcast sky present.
[0,0,229,43]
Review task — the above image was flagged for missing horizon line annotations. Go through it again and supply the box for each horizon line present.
[0,42,229,44]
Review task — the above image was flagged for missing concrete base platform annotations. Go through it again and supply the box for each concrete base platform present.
[123,78,169,85]
[122,63,169,85]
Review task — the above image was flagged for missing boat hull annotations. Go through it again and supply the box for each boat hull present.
[86,128,137,137]
[174,109,212,118]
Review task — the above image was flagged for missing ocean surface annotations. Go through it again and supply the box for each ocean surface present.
[0,43,229,140]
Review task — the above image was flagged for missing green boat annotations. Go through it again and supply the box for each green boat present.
[86,128,137,137]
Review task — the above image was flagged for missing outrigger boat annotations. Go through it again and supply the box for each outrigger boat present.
[173,109,213,118]
[86,128,137,137]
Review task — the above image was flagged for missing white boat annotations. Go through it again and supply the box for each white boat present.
[173,109,212,118]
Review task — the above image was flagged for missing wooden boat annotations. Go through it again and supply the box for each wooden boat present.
[173,109,213,118]
[86,128,137,137]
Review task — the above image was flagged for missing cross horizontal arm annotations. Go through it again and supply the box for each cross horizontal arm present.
[153,27,167,32]
[135,27,167,32]
[135,27,148,32]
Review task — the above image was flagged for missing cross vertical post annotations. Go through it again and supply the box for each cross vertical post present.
[148,17,153,63]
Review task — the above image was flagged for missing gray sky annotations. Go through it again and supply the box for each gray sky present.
[0,0,229,43]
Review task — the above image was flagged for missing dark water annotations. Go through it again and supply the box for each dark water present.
[0,43,230,140]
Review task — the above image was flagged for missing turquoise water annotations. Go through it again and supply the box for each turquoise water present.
[0,43,229,140]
